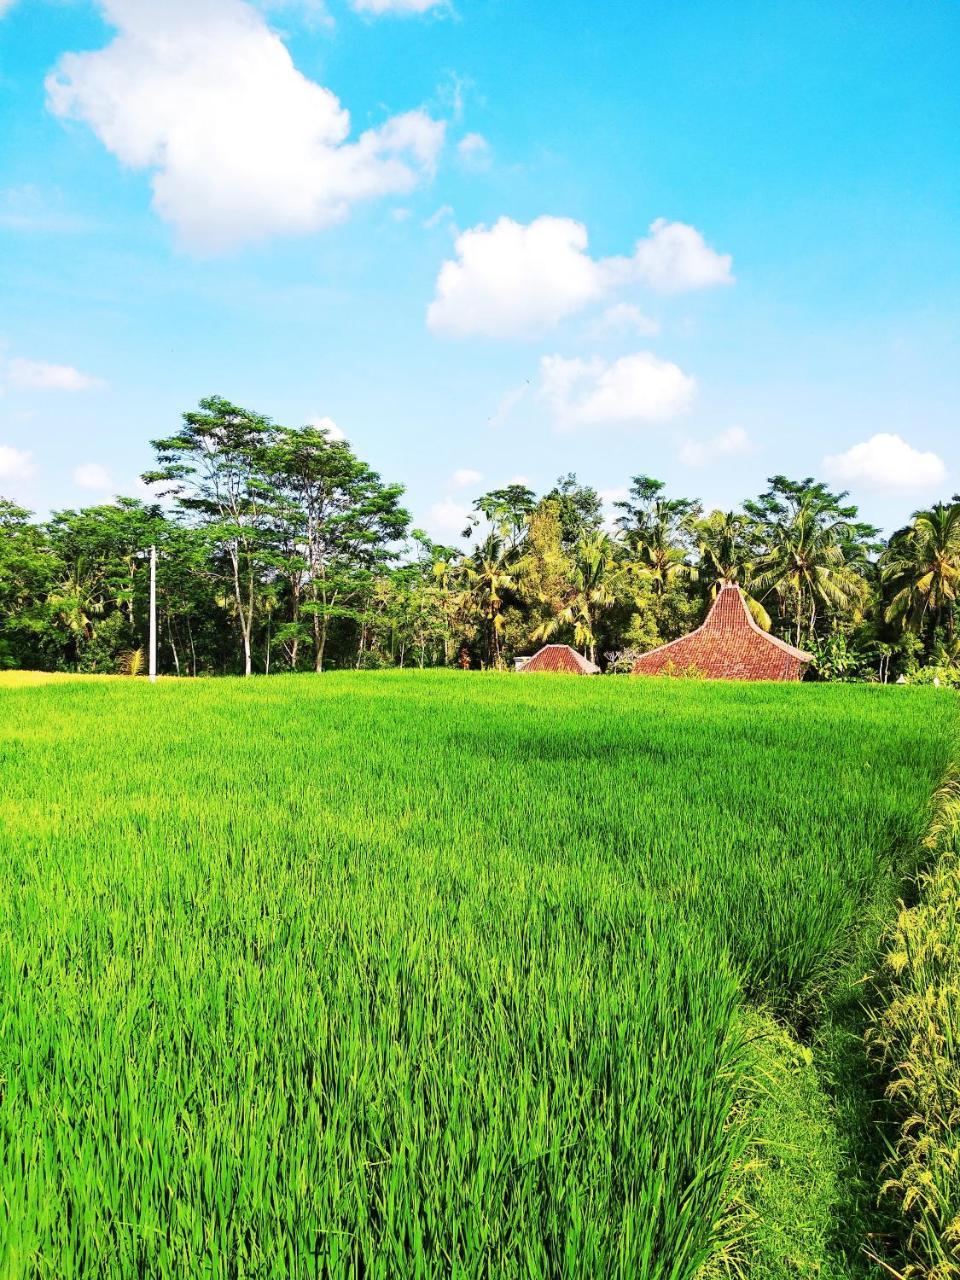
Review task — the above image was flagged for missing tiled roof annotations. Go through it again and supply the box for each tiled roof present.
[632,584,813,681]
[520,644,601,674]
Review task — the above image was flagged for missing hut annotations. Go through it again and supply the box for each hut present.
[632,583,812,681]
[519,644,600,675]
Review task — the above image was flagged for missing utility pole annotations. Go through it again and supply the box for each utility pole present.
[149,544,157,683]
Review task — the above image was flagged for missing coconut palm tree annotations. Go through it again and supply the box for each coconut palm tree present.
[533,531,617,664]
[46,560,105,661]
[467,535,515,668]
[882,502,960,638]
[752,496,868,645]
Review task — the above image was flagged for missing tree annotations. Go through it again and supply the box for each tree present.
[0,500,58,669]
[469,484,537,553]
[882,502,960,640]
[467,534,515,668]
[614,476,700,553]
[269,425,410,672]
[533,531,618,664]
[748,476,875,645]
[544,474,603,551]
[146,397,281,677]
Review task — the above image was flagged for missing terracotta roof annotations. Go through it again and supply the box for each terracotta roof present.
[632,584,813,681]
[520,644,601,675]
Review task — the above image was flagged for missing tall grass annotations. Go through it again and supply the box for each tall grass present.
[0,672,955,1277]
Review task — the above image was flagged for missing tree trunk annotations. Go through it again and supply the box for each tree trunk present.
[167,617,181,677]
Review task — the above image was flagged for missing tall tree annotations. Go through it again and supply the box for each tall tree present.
[544,474,603,551]
[533,531,618,664]
[0,500,58,669]
[882,502,960,640]
[145,397,281,677]
[747,476,875,645]
[614,476,700,553]
[269,425,410,672]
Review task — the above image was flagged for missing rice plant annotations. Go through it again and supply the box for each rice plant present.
[0,672,955,1277]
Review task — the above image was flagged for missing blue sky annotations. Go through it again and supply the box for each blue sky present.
[1,0,958,539]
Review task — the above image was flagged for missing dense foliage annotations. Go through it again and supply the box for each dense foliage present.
[0,673,954,1278]
[2,396,960,682]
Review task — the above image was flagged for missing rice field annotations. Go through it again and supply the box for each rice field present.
[0,671,956,1278]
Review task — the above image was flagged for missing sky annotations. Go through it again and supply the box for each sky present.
[1,0,958,541]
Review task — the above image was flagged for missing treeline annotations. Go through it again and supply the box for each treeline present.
[1,395,959,682]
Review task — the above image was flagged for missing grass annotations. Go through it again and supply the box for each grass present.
[0,671,956,1278]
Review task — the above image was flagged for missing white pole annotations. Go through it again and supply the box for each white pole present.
[149,544,157,683]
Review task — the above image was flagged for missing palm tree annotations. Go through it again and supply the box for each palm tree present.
[882,503,960,638]
[47,560,105,660]
[533,531,616,664]
[627,525,695,598]
[752,496,868,645]
[693,510,771,629]
[467,535,515,668]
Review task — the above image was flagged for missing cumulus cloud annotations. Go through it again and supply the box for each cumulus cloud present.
[6,357,105,391]
[623,218,734,294]
[0,445,36,482]
[308,414,347,441]
[352,0,446,12]
[428,216,606,339]
[46,0,445,253]
[540,351,695,429]
[678,425,751,467]
[452,467,483,488]
[73,463,114,491]
[457,132,491,171]
[824,433,947,494]
[0,0,18,15]
[428,215,731,339]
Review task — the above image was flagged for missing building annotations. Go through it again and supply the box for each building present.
[519,644,601,675]
[632,583,812,681]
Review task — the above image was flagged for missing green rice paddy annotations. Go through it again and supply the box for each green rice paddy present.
[0,672,956,1278]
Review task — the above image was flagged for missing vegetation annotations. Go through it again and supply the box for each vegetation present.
[867,767,960,1277]
[0,672,955,1277]
[3,396,960,683]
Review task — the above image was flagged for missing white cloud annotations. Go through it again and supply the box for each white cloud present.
[428,215,731,339]
[0,445,36,482]
[457,132,491,171]
[452,467,483,488]
[678,425,751,467]
[73,463,114,491]
[428,216,605,339]
[46,0,445,253]
[0,0,17,15]
[823,433,947,494]
[620,218,734,294]
[426,498,470,539]
[308,414,346,441]
[585,303,661,338]
[352,0,446,12]
[540,351,695,429]
[6,357,105,391]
